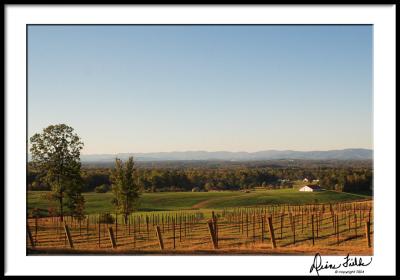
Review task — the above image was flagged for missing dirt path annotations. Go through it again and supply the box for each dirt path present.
[191,198,215,209]
[191,193,248,209]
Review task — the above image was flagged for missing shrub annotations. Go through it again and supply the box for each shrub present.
[94,184,109,193]
[30,207,43,218]
[98,213,115,224]
[170,186,184,192]
[30,181,51,191]
[48,207,58,217]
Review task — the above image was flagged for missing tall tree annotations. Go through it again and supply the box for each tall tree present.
[30,124,84,221]
[111,157,140,224]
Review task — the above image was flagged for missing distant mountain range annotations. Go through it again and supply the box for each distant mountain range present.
[77,149,373,162]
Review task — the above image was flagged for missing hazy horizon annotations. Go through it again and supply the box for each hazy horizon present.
[28,148,373,162]
[28,25,373,154]
[78,147,372,156]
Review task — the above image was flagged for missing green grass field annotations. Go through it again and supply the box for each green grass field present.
[27,188,371,215]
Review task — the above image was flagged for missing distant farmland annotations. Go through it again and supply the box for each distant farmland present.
[28,188,371,215]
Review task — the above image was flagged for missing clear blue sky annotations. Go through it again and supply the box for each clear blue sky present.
[28,25,372,154]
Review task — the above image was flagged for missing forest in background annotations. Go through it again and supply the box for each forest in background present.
[27,159,373,195]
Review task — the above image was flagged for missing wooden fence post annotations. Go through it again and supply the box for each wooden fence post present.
[336,214,339,245]
[98,215,100,247]
[212,211,218,245]
[155,225,164,250]
[173,218,176,249]
[241,211,244,234]
[86,216,89,243]
[261,215,265,243]
[311,214,315,246]
[184,216,186,238]
[291,213,296,244]
[64,223,74,248]
[246,212,249,237]
[207,220,218,249]
[179,215,182,242]
[35,217,38,244]
[252,213,256,243]
[128,215,131,236]
[267,216,276,248]
[348,211,351,231]
[27,224,35,248]
[115,213,118,243]
[133,216,136,248]
[365,220,371,248]
[354,213,358,237]
[108,226,117,248]
[146,215,149,240]
[368,208,372,223]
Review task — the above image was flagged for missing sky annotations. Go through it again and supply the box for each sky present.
[28,25,373,154]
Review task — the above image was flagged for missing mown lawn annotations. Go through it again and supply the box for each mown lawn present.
[27,188,371,215]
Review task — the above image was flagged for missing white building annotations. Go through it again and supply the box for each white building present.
[299,185,322,192]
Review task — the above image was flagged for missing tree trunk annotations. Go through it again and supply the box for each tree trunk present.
[59,192,64,222]
[58,173,64,222]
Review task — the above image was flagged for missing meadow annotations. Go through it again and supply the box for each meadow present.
[27,188,371,215]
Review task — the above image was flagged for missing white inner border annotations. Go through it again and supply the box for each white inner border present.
[5,5,396,276]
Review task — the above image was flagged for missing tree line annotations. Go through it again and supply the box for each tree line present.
[29,160,373,194]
